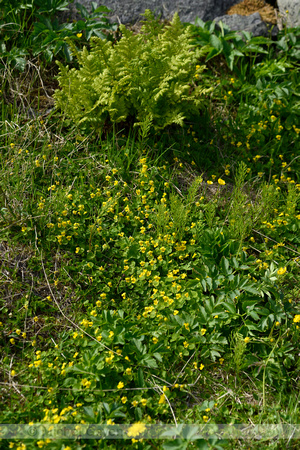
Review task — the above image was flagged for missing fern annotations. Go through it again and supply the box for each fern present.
[54,11,212,132]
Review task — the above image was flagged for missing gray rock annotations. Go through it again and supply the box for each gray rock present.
[69,0,242,25]
[277,0,300,28]
[213,12,269,37]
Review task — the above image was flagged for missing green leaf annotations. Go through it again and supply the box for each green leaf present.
[249,310,260,321]
[153,352,163,362]
[242,300,258,311]
[137,367,145,387]
[209,35,223,52]
[220,256,230,275]
[163,439,188,450]
[198,306,208,323]
[62,377,78,387]
[71,364,92,375]
[242,284,260,295]
[132,338,144,353]
[205,47,222,62]
[140,354,158,368]
[83,406,95,419]
[222,301,236,314]
[259,316,270,331]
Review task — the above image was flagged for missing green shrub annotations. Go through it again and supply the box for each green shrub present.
[54,10,212,132]
[0,0,117,69]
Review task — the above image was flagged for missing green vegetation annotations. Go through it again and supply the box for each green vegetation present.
[54,11,211,132]
[1,4,300,450]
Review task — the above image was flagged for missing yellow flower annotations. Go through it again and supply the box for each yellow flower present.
[81,378,91,388]
[117,381,124,389]
[277,267,287,275]
[293,315,300,323]
[127,423,146,438]
[152,337,158,344]
[121,396,127,404]
[218,178,225,185]
[207,180,213,185]
[77,32,82,38]
[200,328,207,336]
[11,370,16,376]
[158,394,166,404]
[10,338,15,345]
[244,337,250,343]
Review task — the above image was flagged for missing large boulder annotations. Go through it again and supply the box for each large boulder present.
[66,1,285,37]
[69,0,242,24]
[213,12,270,37]
[277,0,300,28]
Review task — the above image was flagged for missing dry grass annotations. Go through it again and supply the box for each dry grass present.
[227,0,278,24]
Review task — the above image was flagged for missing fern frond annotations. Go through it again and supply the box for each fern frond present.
[54,10,211,133]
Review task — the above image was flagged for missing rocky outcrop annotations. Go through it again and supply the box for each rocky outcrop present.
[277,0,300,28]
[69,0,243,25]
[67,0,297,37]
[213,12,270,37]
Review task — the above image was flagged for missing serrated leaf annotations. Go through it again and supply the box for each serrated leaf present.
[242,284,260,295]
[222,301,236,314]
[140,354,158,368]
[249,310,260,321]
[242,300,258,311]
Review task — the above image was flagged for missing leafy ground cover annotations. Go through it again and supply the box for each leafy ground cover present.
[0,4,300,450]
